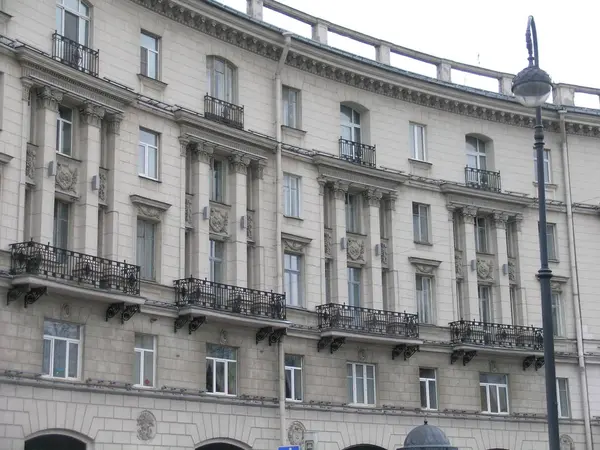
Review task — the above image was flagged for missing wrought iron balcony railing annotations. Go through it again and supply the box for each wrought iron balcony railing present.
[339,139,376,168]
[450,320,543,350]
[174,277,286,320]
[52,33,99,77]
[316,303,419,338]
[204,95,244,129]
[464,166,501,192]
[10,241,140,295]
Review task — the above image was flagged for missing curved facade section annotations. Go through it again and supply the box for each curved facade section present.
[0,1,599,450]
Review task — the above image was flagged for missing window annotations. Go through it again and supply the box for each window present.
[284,253,302,307]
[345,193,360,233]
[97,208,104,258]
[283,174,301,218]
[382,269,390,310]
[533,149,551,184]
[134,334,155,387]
[474,216,488,253]
[53,200,70,249]
[282,86,300,128]
[456,281,465,320]
[209,239,224,283]
[138,128,158,179]
[56,106,73,156]
[552,291,565,337]
[42,320,81,379]
[324,260,332,303]
[284,354,303,401]
[56,0,90,46]
[347,362,375,405]
[348,267,361,307]
[140,31,159,79]
[416,275,433,324]
[557,378,570,418]
[510,286,519,325]
[210,159,225,203]
[478,285,492,323]
[547,223,558,260]
[466,136,487,170]
[206,344,236,395]
[340,105,361,142]
[506,221,517,258]
[412,203,430,243]
[419,368,437,410]
[479,373,508,414]
[137,219,156,281]
[208,57,235,103]
[410,123,426,161]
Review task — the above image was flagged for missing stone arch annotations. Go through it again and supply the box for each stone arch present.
[25,429,93,450]
[195,437,253,450]
[343,445,387,450]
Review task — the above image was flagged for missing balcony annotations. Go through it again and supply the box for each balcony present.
[464,167,501,192]
[339,139,376,168]
[204,95,244,129]
[8,241,142,314]
[52,33,99,77]
[449,320,544,368]
[316,303,421,357]
[173,278,288,339]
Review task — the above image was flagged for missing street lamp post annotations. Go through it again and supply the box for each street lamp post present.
[511,16,560,450]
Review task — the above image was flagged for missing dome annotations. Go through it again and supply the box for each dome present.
[400,421,457,450]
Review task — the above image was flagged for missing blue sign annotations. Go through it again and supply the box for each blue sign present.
[279,446,301,450]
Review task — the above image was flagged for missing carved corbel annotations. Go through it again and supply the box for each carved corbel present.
[20,77,35,103]
[386,193,397,212]
[79,102,106,128]
[228,154,251,175]
[37,87,63,112]
[317,176,328,196]
[462,206,478,221]
[363,188,382,207]
[197,143,214,165]
[178,137,191,157]
[492,211,509,229]
[332,181,349,200]
[106,114,123,135]
[256,160,266,180]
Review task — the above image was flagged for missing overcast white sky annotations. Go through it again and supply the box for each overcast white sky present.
[217,0,600,108]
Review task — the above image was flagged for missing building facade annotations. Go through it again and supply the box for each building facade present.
[0,0,599,449]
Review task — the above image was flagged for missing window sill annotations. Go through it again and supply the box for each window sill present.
[476,251,495,257]
[56,152,82,163]
[285,398,303,403]
[481,411,509,416]
[414,240,433,247]
[139,175,161,184]
[284,215,303,222]
[138,73,168,91]
[286,305,307,312]
[533,181,558,191]
[41,375,80,382]
[210,200,231,208]
[205,392,237,397]
[347,403,377,408]
[281,125,307,138]
[549,259,560,264]
[408,158,432,169]
[420,407,438,412]
[133,384,155,389]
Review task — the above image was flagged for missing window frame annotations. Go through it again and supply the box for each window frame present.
[56,106,73,156]
[419,368,438,411]
[412,202,430,244]
[347,267,361,307]
[557,377,571,418]
[283,173,302,218]
[284,354,303,402]
[509,285,520,325]
[474,216,488,253]
[533,148,552,184]
[140,31,160,79]
[53,199,70,249]
[210,159,225,203]
[284,252,302,307]
[133,334,156,388]
[209,239,224,283]
[55,0,90,46]
[479,373,509,415]
[465,136,487,170]
[345,192,360,233]
[282,86,301,129]
[207,56,236,104]
[547,223,558,261]
[138,128,159,180]
[42,320,82,380]
[416,274,434,324]
[410,123,427,161]
[136,218,156,281]
[552,290,566,337]
[347,362,376,406]
[205,344,237,396]
[478,284,493,323]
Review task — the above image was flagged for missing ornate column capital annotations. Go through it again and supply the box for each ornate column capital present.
[179,137,191,157]
[317,176,329,196]
[228,154,251,175]
[513,213,524,232]
[37,87,63,112]
[492,211,509,229]
[20,77,35,102]
[106,113,124,135]
[79,102,106,128]
[462,206,478,221]
[332,181,349,200]
[363,188,382,207]
[385,193,397,212]
[197,143,214,165]
[256,161,266,180]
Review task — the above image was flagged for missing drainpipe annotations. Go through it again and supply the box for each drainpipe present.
[275,31,292,447]
[559,110,593,450]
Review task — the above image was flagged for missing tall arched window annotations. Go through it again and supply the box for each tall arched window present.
[340,105,361,143]
[466,136,487,170]
[56,0,90,46]
[207,56,236,104]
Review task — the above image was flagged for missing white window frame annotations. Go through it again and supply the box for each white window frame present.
[547,223,558,261]
[56,106,73,156]
[466,136,487,170]
[412,202,430,243]
[140,31,159,79]
[345,192,360,233]
[206,345,237,396]
[284,252,302,307]
[207,56,236,104]
[552,290,566,337]
[56,0,90,46]
[134,334,156,388]
[510,285,519,325]
[136,218,156,281]
[416,274,433,324]
[282,86,300,129]
[557,378,571,418]
[209,239,224,283]
[419,368,438,410]
[348,267,361,307]
[210,159,225,203]
[340,105,361,143]
[138,128,159,180]
[506,221,517,258]
[53,199,70,249]
[283,173,301,218]
[42,320,82,380]
[474,216,488,253]
[410,123,427,161]
[533,149,552,184]
[347,362,376,406]
[478,284,492,323]
[284,354,303,402]
[480,373,509,415]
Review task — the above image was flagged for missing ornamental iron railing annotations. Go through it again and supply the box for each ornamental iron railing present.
[204,95,244,129]
[52,32,99,77]
[450,320,543,350]
[10,240,140,295]
[173,277,286,320]
[339,139,376,168]
[464,166,502,192]
[316,303,419,338]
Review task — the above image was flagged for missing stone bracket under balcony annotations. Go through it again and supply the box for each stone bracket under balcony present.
[6,284,47,308]
[105,302,141,324]
[392,344,420,361]
[174,313,206,335]
[256,326,287,346]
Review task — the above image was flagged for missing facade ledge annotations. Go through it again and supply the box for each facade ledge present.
[137,73,168,91]
[408,256,442,269]
[441,183,532,207]
[408,158,432,170]
[319,329,423,347]
[0,151,13,165]
[281,125,307,137]
[130,194,172,215]
[282,232,312,253]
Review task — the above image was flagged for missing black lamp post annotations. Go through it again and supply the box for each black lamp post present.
[511,16,559,450]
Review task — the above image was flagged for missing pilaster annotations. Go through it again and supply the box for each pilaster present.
[493,211,512,324]
[461,206,479,321]
[226,154,250,287]
[103,113,123,262]
[190,143,213,278]
[363,188,383,310]
[332,181,349,304]
[384,194,399,311]
[254,161,267,290]
[179,137,190,279]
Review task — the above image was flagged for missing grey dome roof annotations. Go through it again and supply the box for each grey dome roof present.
[401,422,456,450]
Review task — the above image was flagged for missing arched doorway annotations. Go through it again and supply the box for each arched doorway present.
[197,443,247,450]
[25,434,86,450]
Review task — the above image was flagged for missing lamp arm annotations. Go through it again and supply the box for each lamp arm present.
[526,15,540,68]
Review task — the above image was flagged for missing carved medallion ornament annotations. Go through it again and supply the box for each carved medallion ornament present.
[476,258,493,280]
[559,435,574,450]
[55,163,78,194]
[136,410,156,441]
[287,421,306,446]
[414,264,435,275]
[283,239,305,253]
[347,237,365,262]
[26,145,36,180]
[210,208,229,234]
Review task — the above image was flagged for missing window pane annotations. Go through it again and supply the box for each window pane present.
[420,368,435,379]
[141,33,157,50]
[499,386,508,413]
[148,52,158,79]
[68,342,78,378]
[207,344,236,360]
[53,339,67,378]
[367,377,375,404]
[134,351,141,384]
[366,365,374,379]
[138,145,146,174]
[285,368,292,398]
[143,351,154,386]
[428,380,438,409]
[420,380,427,408]
[480,385,488,411]
[340,105,352,123]
[205,358,213,391]
[215,361,225,393]
[45,321,79,339]
[293,369,302,400]
[140,129,157,146]
[61,122,72,155]
[43,339,51,375]
[489,387,499,413]
[148,146,157,178]
[356,374,364,404]
[227,361,236,395]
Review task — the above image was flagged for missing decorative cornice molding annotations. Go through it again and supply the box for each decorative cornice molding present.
[315,157,404,193]
[282,232,312,253]
[408,256,442,275]
[0,152,13,165]
[130,194,172,220]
